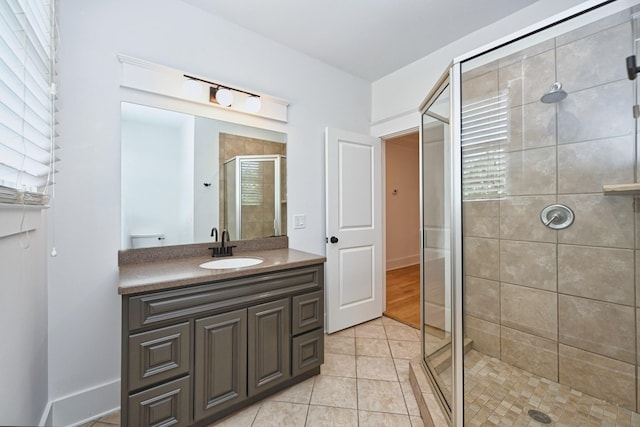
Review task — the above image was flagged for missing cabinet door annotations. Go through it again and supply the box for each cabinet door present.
[194,309,247,420]
[248,298,290,396]
[128,376,190,427]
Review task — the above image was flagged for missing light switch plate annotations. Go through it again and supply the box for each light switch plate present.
[294,214,306,229]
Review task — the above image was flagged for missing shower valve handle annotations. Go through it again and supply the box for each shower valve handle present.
[543,212,560,226]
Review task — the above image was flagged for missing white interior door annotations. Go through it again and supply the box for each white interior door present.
[325,127,383,333]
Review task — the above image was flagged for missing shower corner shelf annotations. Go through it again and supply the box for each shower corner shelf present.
[602,183,640,195]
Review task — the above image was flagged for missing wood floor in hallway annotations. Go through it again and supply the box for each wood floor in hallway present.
[384,264,420,329]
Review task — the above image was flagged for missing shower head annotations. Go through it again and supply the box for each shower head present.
[540,82,567,103]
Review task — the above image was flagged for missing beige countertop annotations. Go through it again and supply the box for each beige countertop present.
[118,248,326,295]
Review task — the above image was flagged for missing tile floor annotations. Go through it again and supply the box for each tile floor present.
[82,316,425,427]
[462,349,640,426]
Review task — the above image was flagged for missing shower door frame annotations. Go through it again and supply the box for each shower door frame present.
[225,154,285,240]
[418,65,464,426]
[419,0,630,425]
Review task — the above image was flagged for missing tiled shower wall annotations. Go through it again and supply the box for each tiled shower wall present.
[218,133,286,239]
[461,10,639,411]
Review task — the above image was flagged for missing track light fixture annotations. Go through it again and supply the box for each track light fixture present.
[183,74,261,112]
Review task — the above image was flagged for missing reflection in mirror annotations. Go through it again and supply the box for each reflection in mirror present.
[120,102,287,249]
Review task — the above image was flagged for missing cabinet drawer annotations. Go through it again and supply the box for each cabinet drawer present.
[291,329,324,377]
[129,322,190,391]
[128,376,190,427]
[291,291,324,336]
[128,265,322,330]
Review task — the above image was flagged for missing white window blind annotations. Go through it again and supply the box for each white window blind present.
[461,91,508,201]
[240,160,263,206]
[0,0,56,205]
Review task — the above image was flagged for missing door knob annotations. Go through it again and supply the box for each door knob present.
[330,236,339,244]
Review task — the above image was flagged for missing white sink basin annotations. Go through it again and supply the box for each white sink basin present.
[199,257,264,270]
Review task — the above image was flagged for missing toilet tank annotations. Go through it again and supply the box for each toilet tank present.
[130,233,166,249]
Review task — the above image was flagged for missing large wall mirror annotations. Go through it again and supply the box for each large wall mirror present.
[120,102,287,249]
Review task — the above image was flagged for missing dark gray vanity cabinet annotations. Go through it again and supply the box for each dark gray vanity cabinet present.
[121,263,324,427]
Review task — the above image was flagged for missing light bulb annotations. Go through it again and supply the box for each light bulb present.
[245,96,261,113]
[183,79,203,99]
[215,87,234,107]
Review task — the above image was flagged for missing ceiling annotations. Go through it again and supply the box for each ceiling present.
[181,0,539,81]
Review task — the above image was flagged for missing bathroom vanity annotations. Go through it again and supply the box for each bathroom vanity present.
[118,238,325,427]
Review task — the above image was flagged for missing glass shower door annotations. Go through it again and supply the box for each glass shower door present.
[421,73,453,417]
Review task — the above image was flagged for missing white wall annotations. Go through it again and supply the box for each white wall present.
[0,212,48,426]
[121,117,195,249]
[385,135,420,270]
[52,0,370,422]
[371,0,591,137]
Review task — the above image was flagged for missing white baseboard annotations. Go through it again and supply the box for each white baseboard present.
[386,254,419,271]
[43,379,120,427]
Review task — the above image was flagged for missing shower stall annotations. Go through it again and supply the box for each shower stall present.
[223,154,286,240]
[419,1,640,425]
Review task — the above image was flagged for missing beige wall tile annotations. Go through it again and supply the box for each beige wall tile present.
[463,200,499,238]
[499,196,557,242]
[505,102,556,152]
[498,39,555,68]
[557,23,631,92]
[500,326,558,381]
[558,136,634,194]
[557,194,634,249]
[504,147,556,196]
[461,70,498,106]
[637,251,640,307]
[557,79,633,145]
[637,309,640,365]
[501,283,557,340]
[500,240,556,291]
[498,49,555,107]
[559,344,636,411]
[464,315,500,358]
[463,237,499,281]
[556,9,630,46]
[464,276,500,322]
[558,295,635,363]
[558,244,634,305]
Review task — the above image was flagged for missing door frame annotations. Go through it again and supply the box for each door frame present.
[380,128,421,323]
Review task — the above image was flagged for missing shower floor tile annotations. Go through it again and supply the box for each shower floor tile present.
[462,349,640,426]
